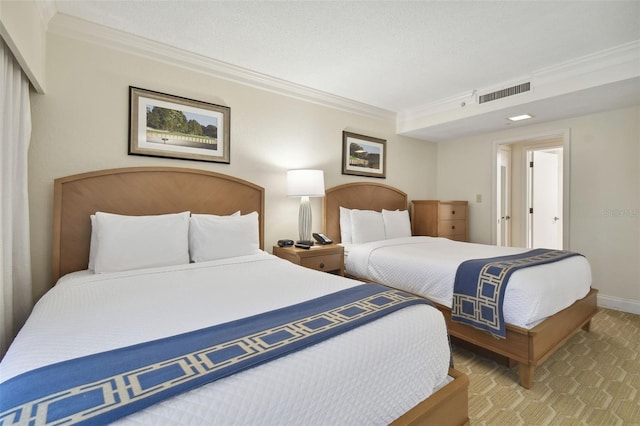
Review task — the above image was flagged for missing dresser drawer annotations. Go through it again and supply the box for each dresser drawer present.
[438,220,466,237]
[300,253,342,272]
[447,233,467,242]
[438,204,467,221]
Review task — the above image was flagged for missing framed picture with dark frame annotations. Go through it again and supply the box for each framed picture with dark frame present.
[342,131,386,178]
[129,87,230,164]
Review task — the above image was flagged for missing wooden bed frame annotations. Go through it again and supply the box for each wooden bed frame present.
[51,167,469,426]
[52,166,265,282]
[323,182,599,389]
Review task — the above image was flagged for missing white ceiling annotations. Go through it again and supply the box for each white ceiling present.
[50,0,640,141]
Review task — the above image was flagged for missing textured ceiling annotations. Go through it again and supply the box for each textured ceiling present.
[52,0,640,141]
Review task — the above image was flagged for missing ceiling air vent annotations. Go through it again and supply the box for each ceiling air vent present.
[478,82,531,104]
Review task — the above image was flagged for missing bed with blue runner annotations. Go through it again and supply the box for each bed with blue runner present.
[0,283,434,426]
[452,248,582,339]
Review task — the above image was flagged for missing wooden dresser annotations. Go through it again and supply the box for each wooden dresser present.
[410,200,469,241]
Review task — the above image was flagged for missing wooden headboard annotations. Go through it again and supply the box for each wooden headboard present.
[322,182,408,243]
[52,167,265,283]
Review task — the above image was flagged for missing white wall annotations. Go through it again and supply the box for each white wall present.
[27,32,437,301]
[437,107,640,313]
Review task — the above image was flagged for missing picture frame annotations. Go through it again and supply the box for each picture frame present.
[342,131,386,178]
[129,87,230,164]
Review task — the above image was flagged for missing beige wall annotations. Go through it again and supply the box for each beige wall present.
[437,106,640,312]
[27,32,437,301]
[22,17,640,314]
[0,0,46,92]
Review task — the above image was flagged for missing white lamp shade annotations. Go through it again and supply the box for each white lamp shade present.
[286,169,325,197]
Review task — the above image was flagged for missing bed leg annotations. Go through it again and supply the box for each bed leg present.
[518,363,535,389]
[582,320,592,332]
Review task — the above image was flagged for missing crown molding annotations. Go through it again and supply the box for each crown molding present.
[396,90,477,122]
[534,40,640,85]
[34,0,56,29]
[47,13,395,121]
[397,40,640,128]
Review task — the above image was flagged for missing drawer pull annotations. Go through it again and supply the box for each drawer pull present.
[319,262,325,269]
[452,210,456,214]
[451,225,456,230]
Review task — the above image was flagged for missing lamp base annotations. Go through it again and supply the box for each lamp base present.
[296,240,315,246]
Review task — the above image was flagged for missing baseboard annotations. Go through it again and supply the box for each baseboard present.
[597,294,640,315]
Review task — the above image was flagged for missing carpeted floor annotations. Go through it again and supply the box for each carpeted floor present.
[451,308,640,425]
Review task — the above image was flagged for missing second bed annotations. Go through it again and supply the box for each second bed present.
[323,182,598,389]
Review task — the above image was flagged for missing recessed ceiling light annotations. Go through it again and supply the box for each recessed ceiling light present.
[508,114,533,122]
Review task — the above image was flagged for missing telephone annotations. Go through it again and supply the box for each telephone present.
[312,233,333,245]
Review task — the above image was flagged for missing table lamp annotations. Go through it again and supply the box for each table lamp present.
[286,169,325,245]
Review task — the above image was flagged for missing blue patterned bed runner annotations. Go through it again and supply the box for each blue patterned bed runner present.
[452,248,581,339]
[0,283,432,426]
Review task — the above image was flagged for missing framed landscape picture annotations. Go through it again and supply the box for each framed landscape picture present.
[342,131,386,178]
[129,87,230,163]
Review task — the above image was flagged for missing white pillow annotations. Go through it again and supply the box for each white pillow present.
[88,212,240,270]
[350,209,386,244]
[382,209,412,239]
[93,211,190,274]
[189,211,260,262]
[339,206,353,244]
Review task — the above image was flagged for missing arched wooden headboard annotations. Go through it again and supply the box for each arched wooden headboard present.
[322,182,408,243]
[52,167,265,283]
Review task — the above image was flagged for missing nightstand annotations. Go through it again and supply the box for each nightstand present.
[272,244,344,276]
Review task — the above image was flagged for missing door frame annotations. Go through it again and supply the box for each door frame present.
[491,128,571,249]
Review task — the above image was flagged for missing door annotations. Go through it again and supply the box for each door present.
[492,132,569,249]
[528,148,562,249]
[496,146,512,246]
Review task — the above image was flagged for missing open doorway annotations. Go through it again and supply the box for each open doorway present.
[492,130,570,249]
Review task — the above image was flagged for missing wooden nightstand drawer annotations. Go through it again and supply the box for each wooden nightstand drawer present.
[299,252,342,272]
[272,244,344,276]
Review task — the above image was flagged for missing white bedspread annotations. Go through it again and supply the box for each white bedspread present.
[1,252,451,425]
[345,237,592,328]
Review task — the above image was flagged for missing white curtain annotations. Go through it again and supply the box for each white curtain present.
[0,39,32,357]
